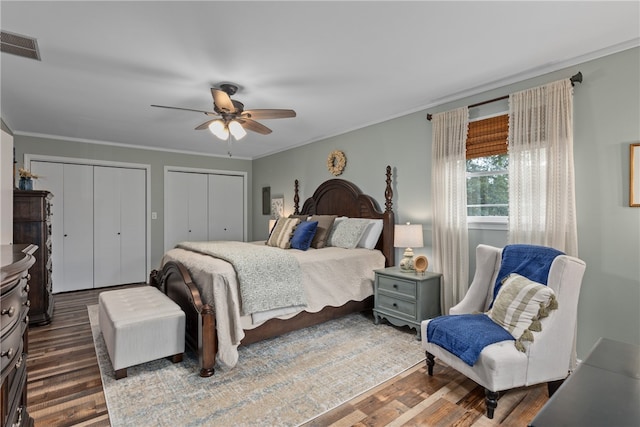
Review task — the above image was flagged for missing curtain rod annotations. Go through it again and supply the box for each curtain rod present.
[426,72,582,121]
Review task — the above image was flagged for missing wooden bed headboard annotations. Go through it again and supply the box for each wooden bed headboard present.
[293,165,395,267]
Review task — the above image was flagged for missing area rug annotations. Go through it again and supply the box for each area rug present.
[88,305,425,427]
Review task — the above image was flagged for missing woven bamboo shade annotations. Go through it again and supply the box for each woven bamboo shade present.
[466,114,508,159]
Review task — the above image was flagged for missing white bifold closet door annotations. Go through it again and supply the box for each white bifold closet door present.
[94,166,146,288]
[165,171,209,252]
[208,174,244,241]
[32,162,94,293]
[165,171,245,251]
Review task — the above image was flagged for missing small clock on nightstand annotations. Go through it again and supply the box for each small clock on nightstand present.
[373,267,442,339]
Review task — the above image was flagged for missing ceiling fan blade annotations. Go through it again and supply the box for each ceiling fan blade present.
[241,109,296,120]
[237,118,272,135]
[195,119,218,130]
[151,104,217,115]
[211,88,236,113]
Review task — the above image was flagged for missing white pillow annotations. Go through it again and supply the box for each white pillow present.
[357,219,383,249]
[327,218,370,249]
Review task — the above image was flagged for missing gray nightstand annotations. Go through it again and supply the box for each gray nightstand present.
[373,267,442,339]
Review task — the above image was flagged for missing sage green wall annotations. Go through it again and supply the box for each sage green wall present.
[253,47,640,359]
[14,135,252,269]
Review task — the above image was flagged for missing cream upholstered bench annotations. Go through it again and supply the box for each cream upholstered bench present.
[98,286,185,379]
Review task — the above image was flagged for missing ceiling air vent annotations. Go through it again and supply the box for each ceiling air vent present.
[1,30,41,60]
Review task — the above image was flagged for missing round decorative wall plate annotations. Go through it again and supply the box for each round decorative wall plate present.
[414,255,428,273]
[327,150,346,176]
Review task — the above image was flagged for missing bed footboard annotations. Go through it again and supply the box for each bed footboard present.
[152,261,217,377]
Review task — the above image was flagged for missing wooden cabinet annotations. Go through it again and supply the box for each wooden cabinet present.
[13,190,54,325]
[1,244,36,427]
[373,267,442,339]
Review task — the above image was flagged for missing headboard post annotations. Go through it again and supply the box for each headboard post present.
[294,179,300,215]
[385,166,393,213]
[383,165,395,267]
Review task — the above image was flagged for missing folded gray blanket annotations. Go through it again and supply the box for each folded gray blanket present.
[176,241,307,315]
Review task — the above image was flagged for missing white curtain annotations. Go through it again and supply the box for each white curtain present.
[431,107,469,314]
[508,79,578,256]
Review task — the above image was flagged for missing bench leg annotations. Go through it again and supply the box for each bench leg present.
[170,353,183,363]
[115,368,127,380]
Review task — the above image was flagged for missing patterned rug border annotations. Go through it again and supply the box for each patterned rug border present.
[88,304,425,427]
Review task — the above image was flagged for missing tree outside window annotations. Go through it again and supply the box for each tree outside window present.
[466,154,508,217]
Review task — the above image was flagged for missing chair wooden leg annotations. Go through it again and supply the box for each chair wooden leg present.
[547,378,565,397]
[485,389,499,419]
[426,352,435,376]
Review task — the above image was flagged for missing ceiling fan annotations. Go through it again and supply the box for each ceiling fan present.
[151,83,296,141]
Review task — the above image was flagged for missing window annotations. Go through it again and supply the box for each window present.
[467,154,508,217]
[465,114,509,224]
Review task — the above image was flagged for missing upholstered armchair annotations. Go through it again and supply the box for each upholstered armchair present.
[420,244,586,419]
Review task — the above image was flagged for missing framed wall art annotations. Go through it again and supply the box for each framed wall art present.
[262,186,271,215]
[271,197,284,219]
[631,143,640,207]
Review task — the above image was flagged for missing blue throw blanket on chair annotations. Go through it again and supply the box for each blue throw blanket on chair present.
[426,314,514,366]
[491,244,564,304]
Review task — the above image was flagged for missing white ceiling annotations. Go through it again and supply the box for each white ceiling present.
[1,1,638,159]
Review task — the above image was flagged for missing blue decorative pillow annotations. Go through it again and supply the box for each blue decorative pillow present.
[290,221,319,251]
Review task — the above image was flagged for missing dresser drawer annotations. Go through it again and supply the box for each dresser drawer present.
[4,350,28,427]
[1,314,26,380]
[1,278,29,335]
[377,294,416,318]
[377,275,417,299]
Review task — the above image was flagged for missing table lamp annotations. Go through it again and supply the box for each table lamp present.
[394,223,424,272]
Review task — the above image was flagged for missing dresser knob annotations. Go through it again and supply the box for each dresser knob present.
[15,355,23,369]
[392,303,398,308]
[1,306,15,317]
[1,348,14,358]
[393,284,398,289]
[23,284,30,293]
[25,300,31,308]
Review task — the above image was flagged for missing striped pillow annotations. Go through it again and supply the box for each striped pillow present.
[487,273,558,352]
[266,218,300,249]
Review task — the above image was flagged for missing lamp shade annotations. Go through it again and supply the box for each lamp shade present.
[228,120,247,140]
[394,223,423,248]
[209,120,229,139]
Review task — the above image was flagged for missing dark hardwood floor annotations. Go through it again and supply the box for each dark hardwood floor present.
[26,287,548,426]
[27,287,113,427]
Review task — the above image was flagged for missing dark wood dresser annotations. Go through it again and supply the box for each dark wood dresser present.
[1,244,36,427]
[13,190,54,326]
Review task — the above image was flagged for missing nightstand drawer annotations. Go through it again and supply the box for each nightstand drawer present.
[377,275,416,299]
[377,294,416,318]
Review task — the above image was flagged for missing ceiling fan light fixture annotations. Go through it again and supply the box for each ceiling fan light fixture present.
[228,120,247,140]
[209,120,229,140]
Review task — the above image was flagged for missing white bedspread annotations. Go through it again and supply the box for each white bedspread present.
[161,243,385,368]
